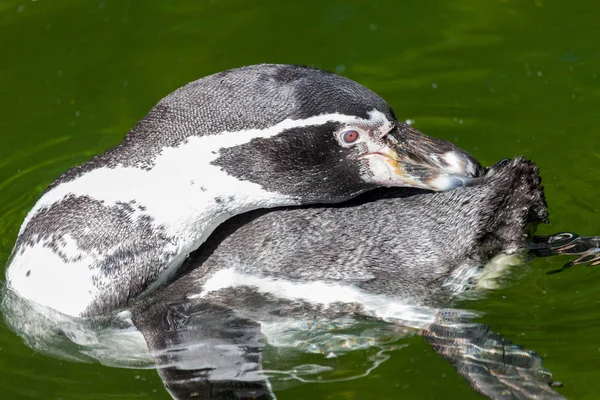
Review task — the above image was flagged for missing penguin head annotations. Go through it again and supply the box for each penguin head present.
[114,64,483,204]
[202,64,482,202]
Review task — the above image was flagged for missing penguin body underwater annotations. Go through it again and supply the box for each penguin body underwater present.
[4,64,481,317]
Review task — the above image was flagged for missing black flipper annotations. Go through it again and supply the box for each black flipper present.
[530,232,600,272]
[423,309,565,400]
[132,300,274,400]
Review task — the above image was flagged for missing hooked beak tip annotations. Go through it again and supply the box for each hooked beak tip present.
[438,151,484,178]
[388,149,483,191]
[426,174,482,191]
[375,123,483,191]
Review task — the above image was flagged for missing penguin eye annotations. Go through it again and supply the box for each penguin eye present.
[341,130,360,144]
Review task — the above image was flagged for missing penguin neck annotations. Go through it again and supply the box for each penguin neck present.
[29,161,298,246]
[21,132,301,240]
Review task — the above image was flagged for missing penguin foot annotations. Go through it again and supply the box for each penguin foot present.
[529,232,600,273]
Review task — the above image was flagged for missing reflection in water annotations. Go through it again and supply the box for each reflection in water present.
[0,287,570,400]
[1,286,152,368]
[3,157,600,399]
[425,309,563,400]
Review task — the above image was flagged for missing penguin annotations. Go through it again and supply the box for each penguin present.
[4,64,482,317]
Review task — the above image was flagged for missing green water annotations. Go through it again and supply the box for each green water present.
[1,0,599,398]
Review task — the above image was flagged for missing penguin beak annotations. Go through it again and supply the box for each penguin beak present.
[365,123,483,191]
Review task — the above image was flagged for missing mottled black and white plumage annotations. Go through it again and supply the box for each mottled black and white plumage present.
[131,157,571,400]
[5,64,481,317]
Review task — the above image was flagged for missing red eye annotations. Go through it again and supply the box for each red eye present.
[342,130,360,144]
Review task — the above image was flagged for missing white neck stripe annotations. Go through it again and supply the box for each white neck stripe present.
[20,110,388,233]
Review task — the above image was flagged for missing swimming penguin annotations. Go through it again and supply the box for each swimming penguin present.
[4,64,482,317]
[128,156,597,400]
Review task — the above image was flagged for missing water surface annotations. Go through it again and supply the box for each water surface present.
[1,0,599,399]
